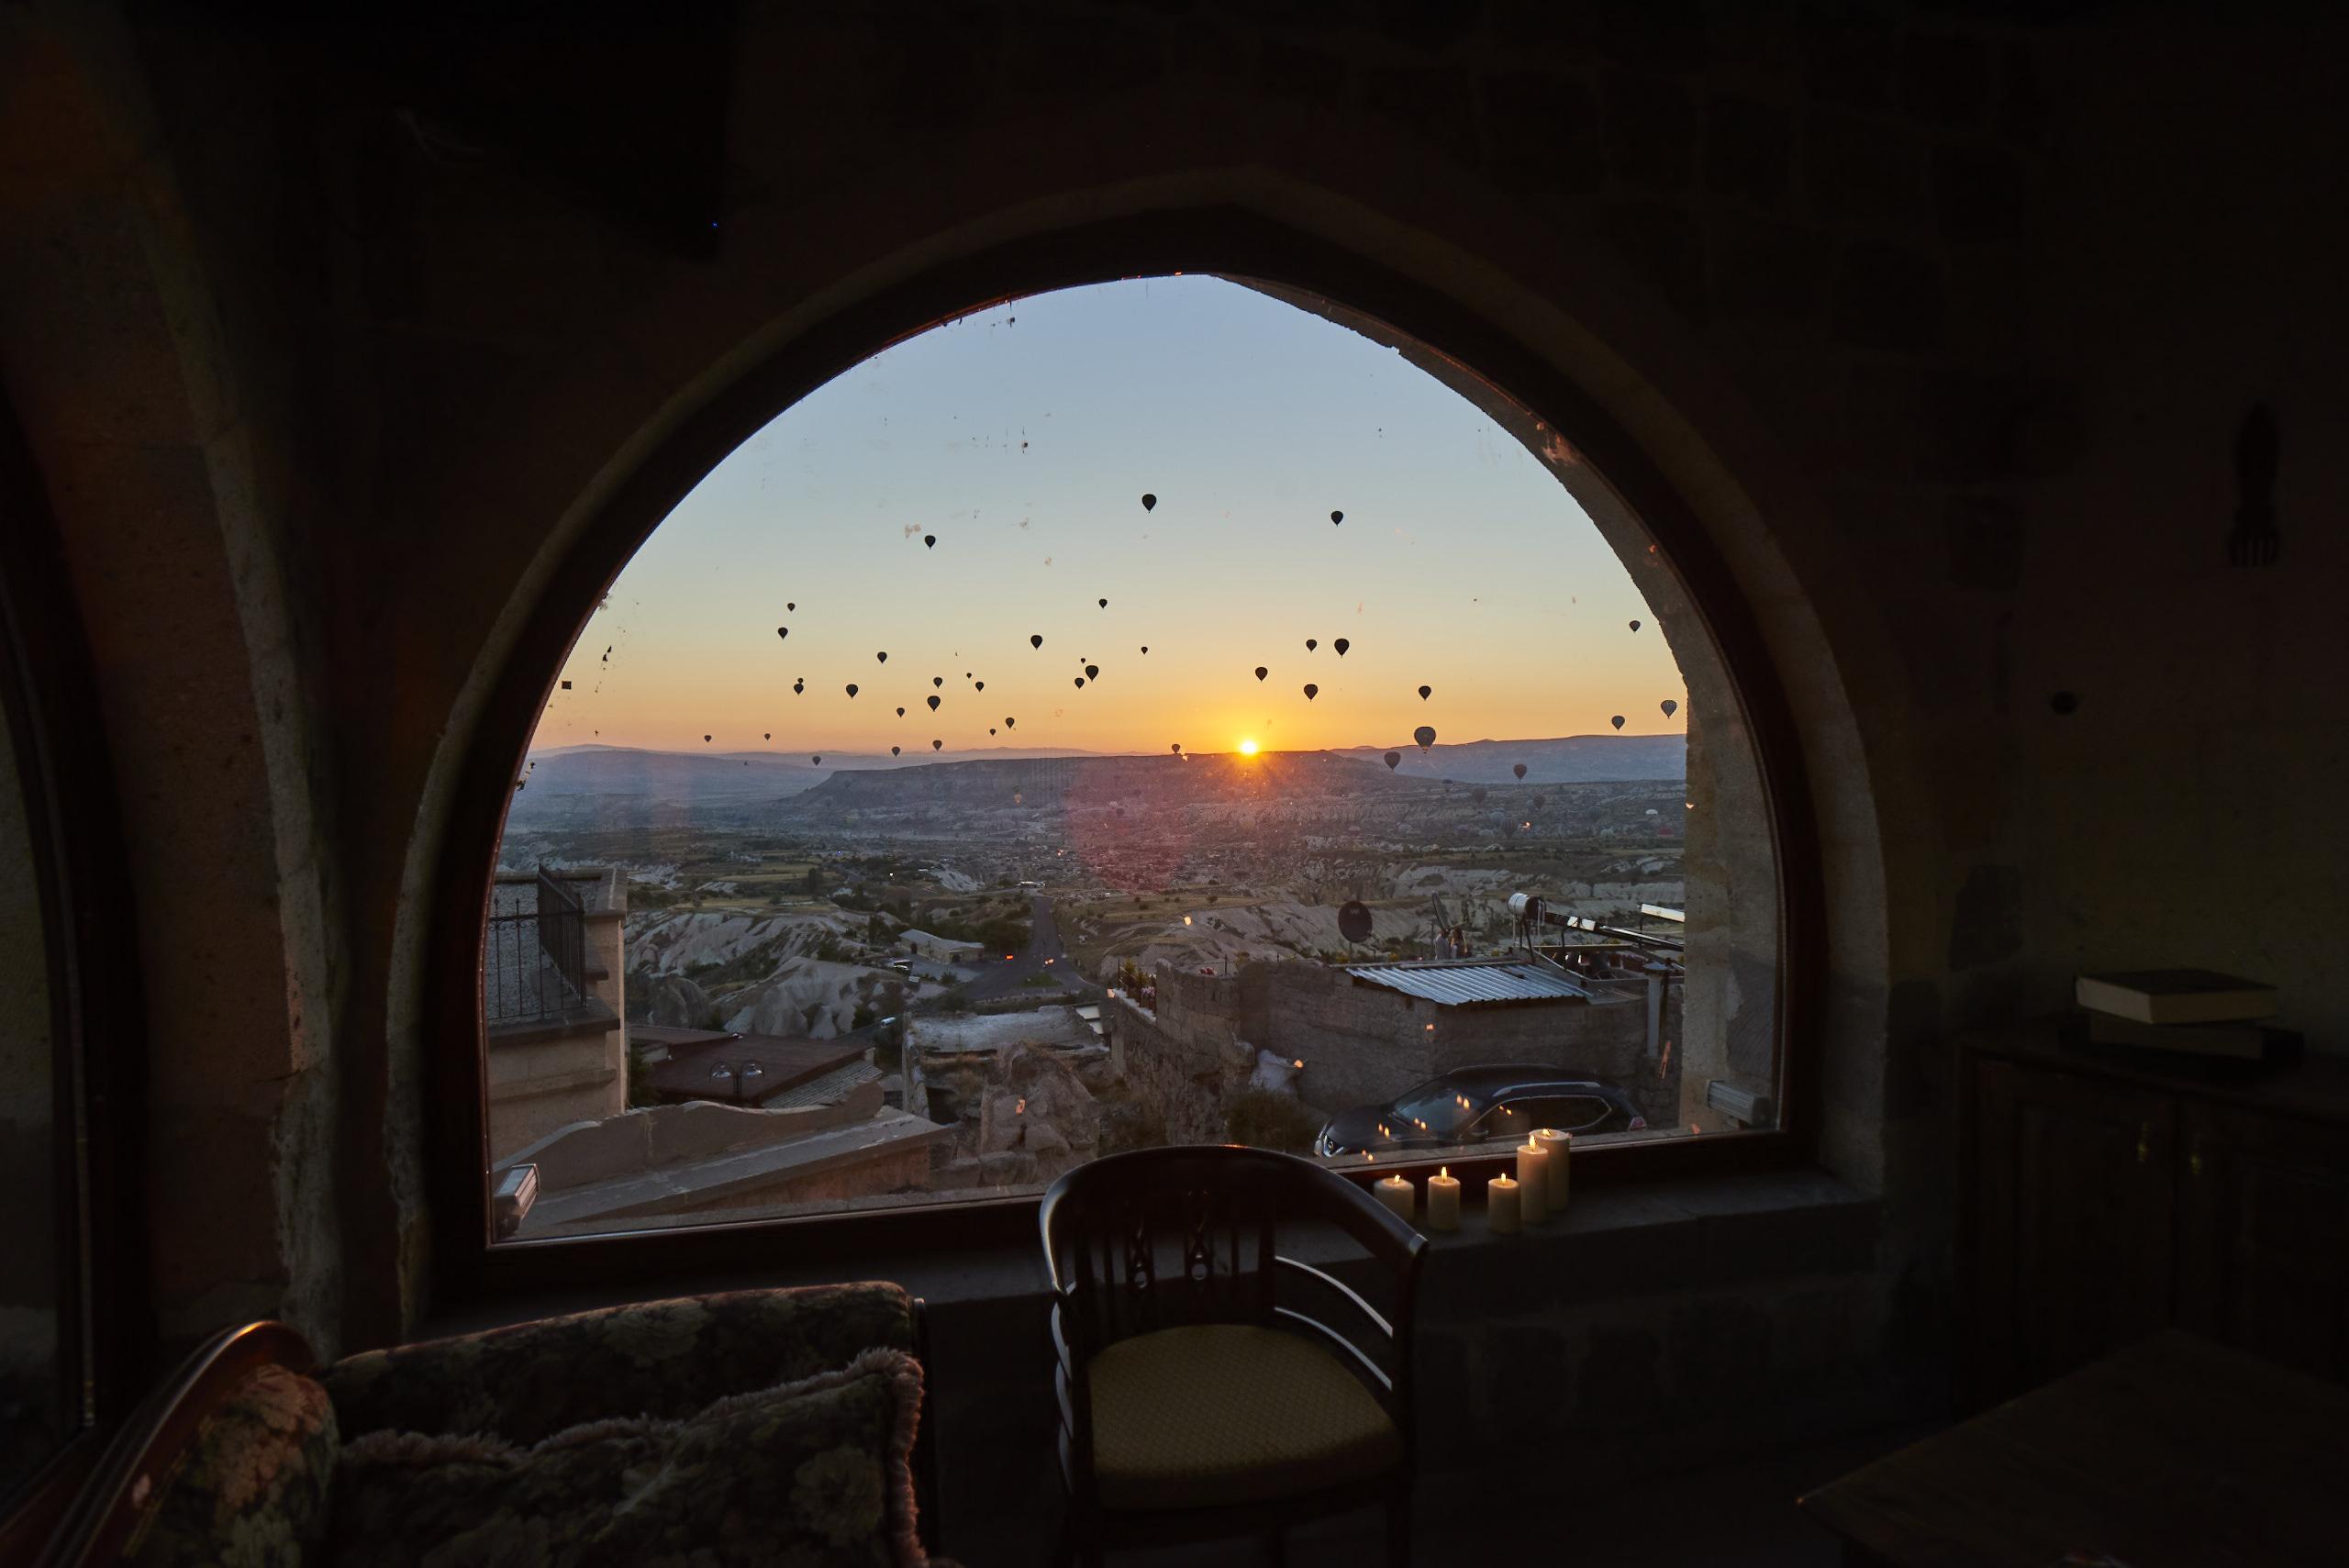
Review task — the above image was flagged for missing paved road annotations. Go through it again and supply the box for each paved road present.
[963,895,1097,1001]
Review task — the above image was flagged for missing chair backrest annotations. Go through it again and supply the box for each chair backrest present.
[1041,1145,1428,1436]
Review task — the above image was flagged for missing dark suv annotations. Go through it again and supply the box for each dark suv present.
[1313,1064,1647,1158]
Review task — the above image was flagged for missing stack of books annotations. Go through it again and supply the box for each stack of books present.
[2073,970,2294,1065]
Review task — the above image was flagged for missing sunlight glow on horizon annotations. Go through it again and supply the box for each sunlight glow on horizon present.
[529,278,1692,758]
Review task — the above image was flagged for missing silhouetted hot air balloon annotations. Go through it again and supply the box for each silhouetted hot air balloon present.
[924,535,936,549]
[1254,666,1268,681]
[1030,634,1043,649]
[1414,726,1436,752]
[1006,717,1015,728]
[974,681,985,691]
[1171,743,1181,753]
[1333,638,1349,656]
[1084,664,1098,680]
[1514,762,1528,780]
[892,745,901,756]
[896,706,905,717]
[776,627,788,639]
[928,695,941,711]
[704,734,711,742]
[1141,494,1156,511]
[1661,699,1678,717]
[875,651,888,664]
[1074,677,1085,688]
[1611,715,1625,730]
[932,740,942,751]
[845,684,858,697]
[763,732,770,740]
[1418,685,1431,701]
[1303,684,1318,701]
[989,728,996,735]
[1629,619,1641,633]
[786,603,794,611]
[1384,751,1401,771]
[1098,598,1108,608]
[1306,639,1317,651]
[812,755,822,765]
[1140,646,1148,654]
[793,680,804,694]
[932,676,942,688]
[1330,510,1343,525]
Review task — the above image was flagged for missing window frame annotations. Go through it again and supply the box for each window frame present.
[0,398,151,1546]
[428,207,1826,1308]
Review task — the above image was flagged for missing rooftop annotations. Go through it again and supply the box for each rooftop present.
[1343,957,1595,1007]
[640,1031,869,1105]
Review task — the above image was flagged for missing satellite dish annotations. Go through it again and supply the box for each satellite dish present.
[1337,901,1375,945]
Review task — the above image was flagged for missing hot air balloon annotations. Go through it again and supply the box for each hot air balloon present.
[974,681,984,691]
[1254,666,1268,682]
[1140,646,1148,654]
[812,755,822,765]
[896,706,905,717]
[703,734,711,742]
[763,732,770,740]
[1005,717,1015,728]
[1333,638,1350,656]
[1098,598,1108,608]
[1513,762,1527,780]
[1084,664,1098,680]
[875,651,888,664]
[1611,715,1625,730]
[1418,685,1431,701]
[1661,699,1678,717]
[1074,677,1085,688]
[1171,743,1181,753]
[845,684,858,697]
[1414,725,1437,752]
[1330,510,1343,525]
[930,676,941,688]
[786,603,794,611]
[924,535,936,549]
[1141,494,1156,511]
[1384,751,1401,771]
[1306,639,1317,651]
[1030,634,1043,649]
[932,740,942,751]
[1629,619,1641,633]
[793,680,804,694]
[989,728,996,735]
[928,695,941,711]
[775,627,788,639]
[1303,684,1318,701]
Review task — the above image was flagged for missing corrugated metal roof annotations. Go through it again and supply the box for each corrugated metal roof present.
[1343,959,1592,1006]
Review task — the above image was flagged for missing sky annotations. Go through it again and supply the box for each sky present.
[532,276,1690,759]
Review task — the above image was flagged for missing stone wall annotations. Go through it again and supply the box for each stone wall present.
[1105,996,1243,1146]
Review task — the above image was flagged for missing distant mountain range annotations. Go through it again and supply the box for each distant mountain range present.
[511,736,1683,823]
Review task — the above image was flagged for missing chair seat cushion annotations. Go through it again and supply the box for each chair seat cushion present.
[327,1346,939,1566]
[1086,1324,1401,1510]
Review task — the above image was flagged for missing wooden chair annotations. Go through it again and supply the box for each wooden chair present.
[1041,1145,1428,1567]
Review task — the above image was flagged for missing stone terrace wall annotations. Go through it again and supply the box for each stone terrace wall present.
[1105,996,1245,1145]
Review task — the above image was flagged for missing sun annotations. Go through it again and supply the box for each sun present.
[1238,738,1259,756]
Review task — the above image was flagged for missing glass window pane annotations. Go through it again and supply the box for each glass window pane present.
[474,277,1783,1239]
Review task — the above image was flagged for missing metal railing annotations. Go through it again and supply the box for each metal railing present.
[483,867,588,1026]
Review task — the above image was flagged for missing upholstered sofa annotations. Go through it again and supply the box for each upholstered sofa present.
[41,1283,950,1567]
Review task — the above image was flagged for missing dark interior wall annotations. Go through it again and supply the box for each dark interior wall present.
[1,2,2343,1356]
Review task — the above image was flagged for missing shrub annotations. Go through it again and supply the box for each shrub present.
[1223,1088,1320,1154]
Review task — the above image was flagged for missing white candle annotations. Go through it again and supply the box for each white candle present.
[1533,1128,1572,1212]
[1486,1174,1521,1235]
[1374,1173,1415,1224]
[1516,1140,1550,1225]
[1425,1167,1461,1232]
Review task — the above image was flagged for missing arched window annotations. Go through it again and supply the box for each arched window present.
[463,275,1795,1247]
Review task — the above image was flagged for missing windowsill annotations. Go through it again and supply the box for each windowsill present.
[426,1166,1875,1339]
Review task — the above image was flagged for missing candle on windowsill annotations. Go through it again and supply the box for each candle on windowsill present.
[1374,1173,1415,1224]
[1516,1140,1550,1225]
[1486,1174,1521,1235]
[1532,1128,1572,1212]
[1425,1167,1461,1232]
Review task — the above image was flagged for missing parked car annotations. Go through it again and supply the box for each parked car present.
[1313,1064,1647,1157]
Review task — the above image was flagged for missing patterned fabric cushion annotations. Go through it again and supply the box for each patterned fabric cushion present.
[323,1283,914,1446]
[328,1347,939,1568]
[1086,1323,1400,1510]
[125,1363,339,1568]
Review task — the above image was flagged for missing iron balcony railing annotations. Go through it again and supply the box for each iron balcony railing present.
[484,866,588,1026]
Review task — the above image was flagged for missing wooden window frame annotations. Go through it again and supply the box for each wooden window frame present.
[427,208,1827,1308]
